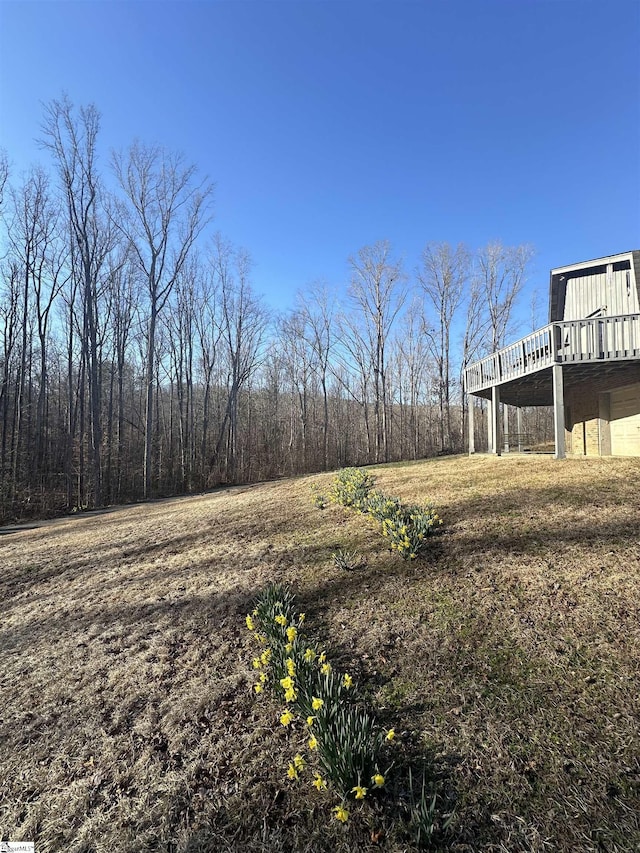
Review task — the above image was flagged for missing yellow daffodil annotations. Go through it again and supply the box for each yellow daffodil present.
[306,715,315,726]
[372,773,385,787]
[293,753,306,770]
[312,773,327,790]
[286,626,297,643]
[246,615,255,631]
[287,763,298,780]
[275,614,287,626]
[299,613,306,624]
[351,785,367,800]
[254,632,267,645]
[285,642,293,652]
[280,710,294,726]
[303,648,316,663]
[308,735,318,750]
[286,658,296,676]
[284,687,297,702]
[280,676,294,690]
[342,673,353,688]
[318,652,326,664]
[321,662,332,675]
[311,697,324,710]
[260,649,271,666]
[259,672,268,683]
[386,729,395,742]
[252,658,261,669]
[333,805,349,823]
[254,683,263,693]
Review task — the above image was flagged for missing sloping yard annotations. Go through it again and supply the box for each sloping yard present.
[1,455,639,852]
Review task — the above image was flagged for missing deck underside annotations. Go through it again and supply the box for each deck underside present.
[471,359,640,407]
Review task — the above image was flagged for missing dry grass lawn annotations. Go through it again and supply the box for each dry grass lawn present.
[1,455,639,852]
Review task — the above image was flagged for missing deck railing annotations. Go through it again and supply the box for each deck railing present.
[465,313,640,394]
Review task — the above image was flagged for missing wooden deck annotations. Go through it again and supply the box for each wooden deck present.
[465,313,640,395]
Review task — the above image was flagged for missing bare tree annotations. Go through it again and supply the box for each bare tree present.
[348,241,407,463]
[476,241,534,352]
[209,235,268,483]
[112,141,213,497]
[28,174,70,482]
[41,96,113,507]
[166,258,202,491]
[278,309,314,471]
[459,275,489,449]
[418,242,470,451]
[297,283,336,470]
[5,172,40,500]
[335,311,374,461]
[103,247,137,502]
[396,299,431,459]
[0,150,8,212]
[0,260,20,502]
[193,266,222,488]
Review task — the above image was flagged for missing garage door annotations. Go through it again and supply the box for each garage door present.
[610,384,640,456]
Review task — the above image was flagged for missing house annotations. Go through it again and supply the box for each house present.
[464,250,640,458]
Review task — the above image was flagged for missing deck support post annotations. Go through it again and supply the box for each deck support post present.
[490,385,501,455]
[503,404,510,453]
[516,407,523,452]
[468,394,475,454]
[552,363,566,459]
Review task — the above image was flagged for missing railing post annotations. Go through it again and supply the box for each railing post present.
[468,394,475,455]
[552,363,566,459]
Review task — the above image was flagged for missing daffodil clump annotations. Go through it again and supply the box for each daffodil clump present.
[378,502,442,559]
[246,582,395,825]
[329,467,376,512]
[310,483,327,509]
[328,469,443,560]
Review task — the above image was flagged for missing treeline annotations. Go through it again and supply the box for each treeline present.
[0,97,549,521]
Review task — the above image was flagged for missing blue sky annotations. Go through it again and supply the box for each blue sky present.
[1,0,639,326]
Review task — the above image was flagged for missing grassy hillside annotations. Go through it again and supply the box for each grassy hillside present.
[1,455,639,852]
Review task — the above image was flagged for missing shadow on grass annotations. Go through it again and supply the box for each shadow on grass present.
[441,480,640,561]
[1,550,500,852]
[4,461,639,851]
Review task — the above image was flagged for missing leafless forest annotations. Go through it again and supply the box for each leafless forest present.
[0,98,551,521]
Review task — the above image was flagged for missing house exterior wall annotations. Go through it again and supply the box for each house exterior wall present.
[549,252,640,323]
[467,253,640,459]
[565,384,599,455]
[609,383,640,456]
[563,264,638,320]
[565,378,640,457]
